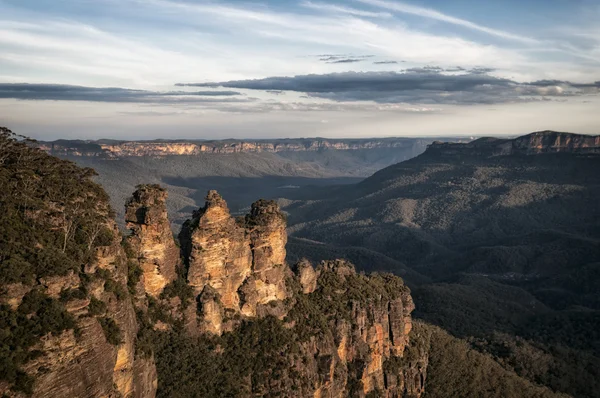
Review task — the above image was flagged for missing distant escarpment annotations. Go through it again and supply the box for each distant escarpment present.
[427,130,600,157]
[39,137,437,158]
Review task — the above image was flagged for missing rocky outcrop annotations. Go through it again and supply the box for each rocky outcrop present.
[179,191,290,332]
[297,258,319,294]
[428,131,600,158]
[180,190,252,309]
[125,185,178,297]
[130,188,424,396]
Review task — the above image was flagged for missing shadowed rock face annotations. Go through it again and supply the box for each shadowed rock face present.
[125,185,178,297]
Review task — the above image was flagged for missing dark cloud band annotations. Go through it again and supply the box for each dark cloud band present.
[0,83,244,103]
[178,69,600,105]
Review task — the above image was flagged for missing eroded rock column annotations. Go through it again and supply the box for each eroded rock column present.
[125,185,178,297]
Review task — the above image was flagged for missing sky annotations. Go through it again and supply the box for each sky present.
[0,0,599,140]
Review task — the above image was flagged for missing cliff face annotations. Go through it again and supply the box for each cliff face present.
[38,138,425,158]
[427,131,600,157]
[125,185,178,297]
[512,131,600,154]
[123,186,423,397]
[0,128,157,398]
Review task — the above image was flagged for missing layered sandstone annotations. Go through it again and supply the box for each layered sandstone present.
[125,185,178,297]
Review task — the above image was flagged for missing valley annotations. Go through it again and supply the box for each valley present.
[42,137,466,227]
[280,131,600,398]
[2,127,598,398]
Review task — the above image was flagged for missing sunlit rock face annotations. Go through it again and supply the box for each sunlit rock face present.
[125,185,179,297]
[179,191,290,332]
[180,190,253,311]
[280,260,423,398]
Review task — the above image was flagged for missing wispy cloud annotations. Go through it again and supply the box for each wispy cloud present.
[355,0,538,44]
[0,83,244,103]
[301,1,392,18]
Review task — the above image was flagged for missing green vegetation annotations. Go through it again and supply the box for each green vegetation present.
[99,317,122,346]
[286,262,407,340]
[88,296,107,316]
[0,128,130,393]
[411,322,565,398]
[161,275,194,309]
[285,142,600,397]
[152,316,299,398]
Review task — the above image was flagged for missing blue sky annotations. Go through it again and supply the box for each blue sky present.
[0,0,599,139]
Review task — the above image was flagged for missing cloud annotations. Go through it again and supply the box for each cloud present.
[317,54,375,64]
[328,59,363,64]
[374,60,399,64]
[0,83,244,103]
[179,69,600,105]
[355,0,538,44]
[301,1,393,18]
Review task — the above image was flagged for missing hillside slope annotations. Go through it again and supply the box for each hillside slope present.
[283,130,600,397]
[43,137,465,227]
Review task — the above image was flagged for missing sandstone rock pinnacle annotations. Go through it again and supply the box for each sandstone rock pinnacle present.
[179,191,290,332]
[125,184,178,297]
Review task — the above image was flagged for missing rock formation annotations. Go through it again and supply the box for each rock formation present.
[179,191,290,333]
[1,124,424,398]
[0,221,157,398]
[0,129,158,398]
[125,185,178,297]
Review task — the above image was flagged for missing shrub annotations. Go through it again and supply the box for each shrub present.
[99,317,122,346]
